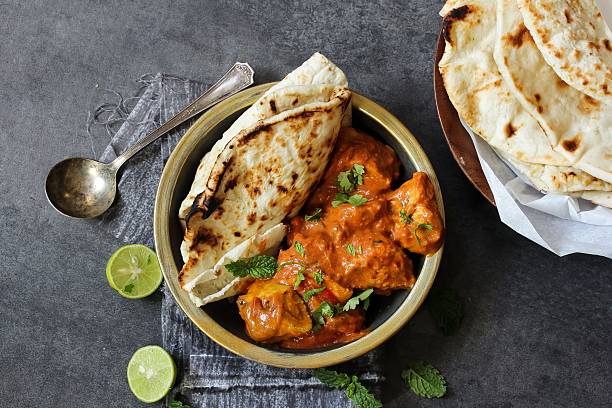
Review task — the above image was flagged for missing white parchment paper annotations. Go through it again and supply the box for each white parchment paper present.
[456,3,612,259]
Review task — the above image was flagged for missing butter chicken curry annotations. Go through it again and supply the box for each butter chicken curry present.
[235,128,443,349]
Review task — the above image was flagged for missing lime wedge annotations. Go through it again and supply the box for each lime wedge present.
[127,345,176,403]
[106,244,162,298]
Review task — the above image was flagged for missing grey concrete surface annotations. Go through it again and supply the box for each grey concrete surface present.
[0,0,610,407]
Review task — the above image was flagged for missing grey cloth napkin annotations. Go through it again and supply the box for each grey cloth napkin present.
[93,73,383,407]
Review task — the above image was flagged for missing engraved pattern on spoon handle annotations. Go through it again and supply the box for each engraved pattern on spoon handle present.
[111,62,254,170]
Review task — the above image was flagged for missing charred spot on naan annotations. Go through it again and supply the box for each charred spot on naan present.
[505,122,517,138]
[562,135,581,153]
[504,23,532,48]
[442,5,471,44]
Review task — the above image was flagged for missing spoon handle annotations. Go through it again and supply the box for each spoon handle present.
[111,62,254,170]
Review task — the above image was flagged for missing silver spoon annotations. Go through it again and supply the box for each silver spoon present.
[45,62,254,219]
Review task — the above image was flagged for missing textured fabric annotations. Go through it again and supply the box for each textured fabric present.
[95,74,383,407]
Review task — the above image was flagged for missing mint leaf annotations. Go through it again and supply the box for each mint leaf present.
[343,288,374,311]
[346,243,356,256]
[346,375,383,408]
[169,400,192,408]
[348,194,368,206]
[313,270,324,285]
[294,241,305,257]
[225,255,277,279]
[294,270,305,289]
[314,369,381,408]
[305,208,323,222]
[427,288,463,335]
[303,286,326,302]
[402,362,447,398]
[314,368,351,389]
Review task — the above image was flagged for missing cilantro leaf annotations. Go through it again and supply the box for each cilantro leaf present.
[294,241,305,257]
[427,288,463,335]
[399,209,412,224]
[123,283,135,293]
[358,244,363,254]
[346,375,383,408]
[311,301,336,332]
[305,208,323,222]
[332,192,350,207]
[336,163,366,194]
[169,400,192,408]
[348,194,368,206]
[314,368,352,389]
[294,270,305,289]
[303,286,326,302]
[346,243,356,256]
[343,288,374,311]
[225,255,277,279]
[313,270,324,285]
[337,170,355,193]
[414,223,433,246]
[402,362,447,398]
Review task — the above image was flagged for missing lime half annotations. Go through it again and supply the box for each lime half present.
[106,244,162,298]
[127,345,176,403]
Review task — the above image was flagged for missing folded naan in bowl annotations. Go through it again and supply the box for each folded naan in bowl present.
[178,53,352,306]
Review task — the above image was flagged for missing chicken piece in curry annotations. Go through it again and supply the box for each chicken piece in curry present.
[236,128,443,349]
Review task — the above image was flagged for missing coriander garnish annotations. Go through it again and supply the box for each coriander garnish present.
[314,368,382,408]
[311,300,336,332]
[293,270,305,289]
[313,270,324,285]
[414,223,433,246]
[346,243,356,256]
[337,163,365,193]
[343,288,374,311]
[332,192,368,207]
[225,255,277,279]
[401,361,447,398]
[305,208,323,221]
[294,241,305,257]
[303,286,326,302]
[399,209,413,224]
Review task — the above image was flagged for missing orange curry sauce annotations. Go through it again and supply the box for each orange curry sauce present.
[237,128,443,349]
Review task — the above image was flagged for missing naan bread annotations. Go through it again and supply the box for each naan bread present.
[494,0,612,189]
[184,224,287,306]
[439,0,609,194]
[178,52,349,220]
[439,0,567,166]
[516,0,612,105]
[179,85,351,293]
[580,191,612,208]
[498,150,612,193]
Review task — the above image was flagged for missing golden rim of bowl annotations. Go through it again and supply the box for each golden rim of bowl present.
[154,83,445,368]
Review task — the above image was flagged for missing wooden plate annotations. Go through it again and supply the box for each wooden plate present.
[434,31,496,205]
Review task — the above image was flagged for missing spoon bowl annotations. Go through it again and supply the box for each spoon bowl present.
[45,158,117,219]
[44,62,254,219]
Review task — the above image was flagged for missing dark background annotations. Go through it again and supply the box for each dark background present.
[1,1,610,407]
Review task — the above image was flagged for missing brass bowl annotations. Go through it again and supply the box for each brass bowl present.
[154,83,445,368]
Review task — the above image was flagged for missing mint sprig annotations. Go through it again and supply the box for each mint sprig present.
[314,368,382,408]
[427,288,463,335]
[401,362,447,398]
[225,255,277,279]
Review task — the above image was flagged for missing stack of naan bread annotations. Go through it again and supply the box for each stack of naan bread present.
[439,0,612,208]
